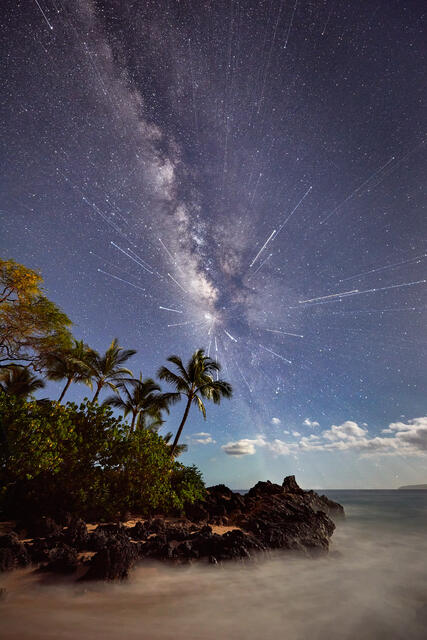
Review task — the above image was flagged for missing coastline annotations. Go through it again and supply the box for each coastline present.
[0,476,343,583]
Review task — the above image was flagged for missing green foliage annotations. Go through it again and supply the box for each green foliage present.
[0,258,72,370]
[170,464,205,506]
[0,395,205,520]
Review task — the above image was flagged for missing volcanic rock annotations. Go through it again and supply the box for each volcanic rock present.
[0,533,31,572]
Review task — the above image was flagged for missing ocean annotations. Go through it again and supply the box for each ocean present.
[1,490,427,639]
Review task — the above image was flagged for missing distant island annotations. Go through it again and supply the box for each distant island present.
[397,484,427,490]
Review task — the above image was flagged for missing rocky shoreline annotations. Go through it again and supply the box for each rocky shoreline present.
[0,476,344,582]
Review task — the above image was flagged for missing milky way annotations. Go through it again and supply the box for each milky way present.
[2,0,426,485]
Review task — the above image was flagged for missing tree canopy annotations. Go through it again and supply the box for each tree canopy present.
[0,258,72,370]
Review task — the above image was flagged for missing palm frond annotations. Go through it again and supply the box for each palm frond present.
[157,366,189,392]
[192,394,206,419]
[166,355,191,382]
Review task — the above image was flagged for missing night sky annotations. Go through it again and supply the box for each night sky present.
[2,0,426,488]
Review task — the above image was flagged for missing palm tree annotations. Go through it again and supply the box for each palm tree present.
[0,365,45,398]
[46,340,93,402]
[102,374,178,431]
[158,349,232,457]
[86,338,136,402]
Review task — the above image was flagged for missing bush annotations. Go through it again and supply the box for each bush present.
[0,395,205,521]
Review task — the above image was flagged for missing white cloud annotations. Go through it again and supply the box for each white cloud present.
[187,432,216,445]
[271,417,281,425]
[322,421,368,442]
[222,435,297,457]
[303,419,320,428]
[222,438,261,456]
[292,431,301,437]
[222,418,427,459]
[298,417,427,457]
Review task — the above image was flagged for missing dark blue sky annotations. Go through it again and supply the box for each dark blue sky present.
[2,0,426,488]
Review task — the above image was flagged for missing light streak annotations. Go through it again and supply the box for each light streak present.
[34,0,53,30]
[167,273,188,293]
[159,238,184,274]
[331,306,426,315]
[110,241,153,274]
[248,253,272,280]
[249,186,312,270]
[97,269,146,292]
[126,246,154,271]
[275,185,312,238]
[259,344,292,364]
[232,358,252,393]
[339,254,427,282]
[320,156,395,224]
[215,336,218,352]
[283,0,298,50]
[158,237,175,262]
[299,289,359,304]
[349,279,427,297]
[299,279,426,305]
[250,229,277,267]
[322,7,332,36]
[208,316,215,336]
[264,329,304,338]
[167,320,207,328]
[89,250,122,273]
[159,306,183,313]
[224,329,238,342]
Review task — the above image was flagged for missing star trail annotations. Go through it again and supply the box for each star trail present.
[2,0,426,486]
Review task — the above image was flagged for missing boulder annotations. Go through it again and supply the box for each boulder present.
[81,537,139,581]
[282,475,305,494]
[37,544,78,574]
[0,533,31,572]
[22,516,62,539]
[62,518,89,550]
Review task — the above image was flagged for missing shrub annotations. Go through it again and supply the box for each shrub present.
[0,395,205,521]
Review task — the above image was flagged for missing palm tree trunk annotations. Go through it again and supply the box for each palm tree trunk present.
[92,382,102,402]
[170,394,192,457]
[58,377,72,403]
[130,411,137,431]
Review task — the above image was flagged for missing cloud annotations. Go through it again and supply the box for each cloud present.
[271,417,281,425]
[299,417,427,457]
[292,431,301,437]
[222,439,260,456]
[187,432,216,445]
[303,419,320,428]
[222,418,427,459]
[222,435,297,457]
[322,421,368,441]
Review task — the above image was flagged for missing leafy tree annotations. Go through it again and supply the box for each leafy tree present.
[85,338,136,402]
[158,349,232,456]
[0,365,45,398]
[102,374,178,431]
[46,339,93,402]
[0,258,72,370]
[0,395,205,520]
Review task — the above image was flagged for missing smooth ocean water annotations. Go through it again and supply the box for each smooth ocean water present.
[1,490,427,639]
